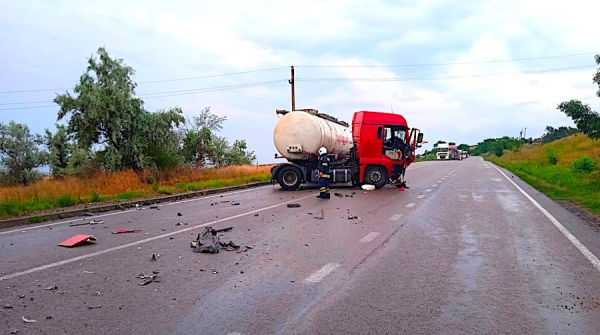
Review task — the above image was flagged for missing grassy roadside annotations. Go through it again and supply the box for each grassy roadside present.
[0,165,272,219]
[485,134,600,215]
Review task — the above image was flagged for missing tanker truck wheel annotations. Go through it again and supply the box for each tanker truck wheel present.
[364,166,388,189]
[278,166,302,191]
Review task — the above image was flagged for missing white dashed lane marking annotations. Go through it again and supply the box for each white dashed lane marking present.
[305,263,341,283]
[359,232,381,243]
[389,214,403,221]
[417,195,425,199]
[425,189,432,192]
[406,203,416,208]
[432,185,438,187]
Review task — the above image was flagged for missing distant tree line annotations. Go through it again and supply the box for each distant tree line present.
[0,48,256,186]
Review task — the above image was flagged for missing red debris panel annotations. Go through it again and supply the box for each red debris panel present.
[58,234,97,247]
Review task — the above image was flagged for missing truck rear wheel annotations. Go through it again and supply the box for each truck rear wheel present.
[364,166,388,189]
[277,166,303,190]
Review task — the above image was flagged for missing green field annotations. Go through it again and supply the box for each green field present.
[486,134,600,215]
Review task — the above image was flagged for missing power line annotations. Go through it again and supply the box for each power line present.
[0,66,288,94]
[296,52,599,68]
[0,80,288,111]
[296,65,594,82]
[0,64,594,110]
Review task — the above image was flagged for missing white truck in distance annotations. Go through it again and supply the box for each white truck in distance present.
[436,143,450,160]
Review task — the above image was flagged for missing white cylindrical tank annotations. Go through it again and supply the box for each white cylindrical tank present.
[273,111,354,160]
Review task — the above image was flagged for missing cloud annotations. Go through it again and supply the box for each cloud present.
[2,0,600,163]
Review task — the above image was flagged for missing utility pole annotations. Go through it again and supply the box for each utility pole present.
[523,127,527,143]
[289,66,295,111]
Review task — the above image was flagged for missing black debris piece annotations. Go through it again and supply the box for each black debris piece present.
[82,212,94,217]
[191,227,238,254]
[334,193,344,198]
[231,202,240,206]
[177,212,182,217]
[287,204,301,208]
[149,205,159,209]
[4,304,13,309]
[151,253,160,261]
[254,214,259,217]
[174,223,182,226]
[87,305,102,310]
[347,215,358,220]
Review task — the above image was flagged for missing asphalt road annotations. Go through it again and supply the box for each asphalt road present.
[1,158,600,335]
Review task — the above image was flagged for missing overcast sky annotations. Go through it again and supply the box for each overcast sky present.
[1,0,600,163]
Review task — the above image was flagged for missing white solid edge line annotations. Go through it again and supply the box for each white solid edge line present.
[304,263,341,283]
[0,185,272,236]
[359,232,380,243]
[406,203,416,208]
[489,162,600,272]
[0,193,314,282]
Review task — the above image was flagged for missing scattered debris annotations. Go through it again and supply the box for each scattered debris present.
[10,330,18,334]
[177,212,182,217]
[4,304,13,309]
[45,286,58,291]
[220,200,230,203]
[149,205,159,209]
[83,271,96,274]
[191,227,238,254]
[46,316,52,320]
[314,210,325,220]
[347,215,358,220]
[112,229,141,234]
[254,214,259,217]
[81,212,94,217]
[231,202,240,206]
[151,253,160,261]
[334,193,344,198]
[93,291,102,297]
[287,204,301,208]
[361,184,375,191]
[174,223,182,226]
[87,305,102,310]
[58,235,97,247]
[137,273,160,286]
[90,220,104,225]
[22,316,37,323]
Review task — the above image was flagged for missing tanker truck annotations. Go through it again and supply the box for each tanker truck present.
[270,109,424,190]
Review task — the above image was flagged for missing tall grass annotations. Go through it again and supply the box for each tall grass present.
[487,134,600,214]
[0,165,272,219]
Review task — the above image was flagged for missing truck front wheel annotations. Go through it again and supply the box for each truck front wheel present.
[364,166,388,189]
[277,166,303,190]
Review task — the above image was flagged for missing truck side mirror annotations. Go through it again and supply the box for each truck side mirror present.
[417,133,424,143]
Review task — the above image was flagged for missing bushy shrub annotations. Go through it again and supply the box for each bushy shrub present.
[571,156,596,173]
[546,148,559,165]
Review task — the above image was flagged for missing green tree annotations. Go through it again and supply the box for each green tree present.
[457,144,470,151]
[182,107,227,167]
[54,47,185,171]
[0,121,47,185]
[557,55,600,139]
[557,100,600,140]
[541,126,579,143]
[45,125,72,177]
[54,47,145,170]
[225,140,256,165]
[141,107,185,169]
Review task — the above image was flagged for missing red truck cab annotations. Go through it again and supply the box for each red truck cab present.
[352,111,423,188]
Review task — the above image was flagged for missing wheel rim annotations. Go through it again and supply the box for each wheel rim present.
[282,171,298,186]
[369,170,382,183]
